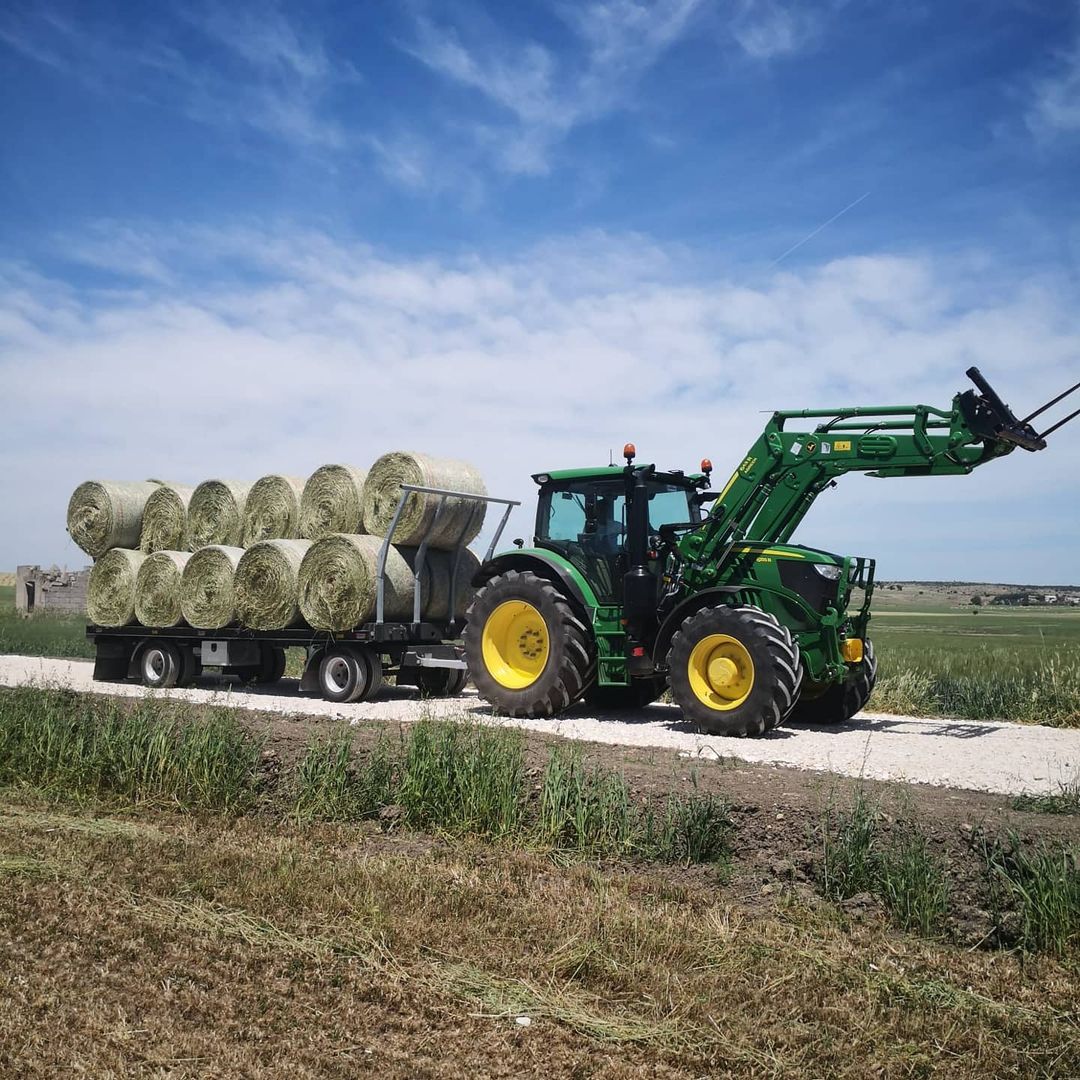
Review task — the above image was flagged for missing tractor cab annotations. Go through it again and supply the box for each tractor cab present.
[531,464,704,604]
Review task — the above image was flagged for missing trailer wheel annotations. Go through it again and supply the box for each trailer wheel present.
[792,639,877,724]
[319,646,380,703]
[177,646,201,688]
[415,666,469,697]
[668,605,801,736]
[139,642,182,689]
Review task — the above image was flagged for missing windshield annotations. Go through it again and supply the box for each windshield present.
[537,479,697,552]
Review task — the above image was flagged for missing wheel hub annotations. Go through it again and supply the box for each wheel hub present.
[687,633,755,711]
[481,600,550,689]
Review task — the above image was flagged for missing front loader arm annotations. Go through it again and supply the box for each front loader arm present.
[683,367,1078,557]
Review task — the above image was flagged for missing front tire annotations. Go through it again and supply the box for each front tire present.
[668,605,801,736]
[464,570,594,718]
[792,639,877,724]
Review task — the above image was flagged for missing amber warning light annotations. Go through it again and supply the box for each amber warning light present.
[701,458,713,475]
[623,442,636,463]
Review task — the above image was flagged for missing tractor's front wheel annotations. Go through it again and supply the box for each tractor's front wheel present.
[464,570,595,718]
[792,639,877,724]
[668,605,801,736]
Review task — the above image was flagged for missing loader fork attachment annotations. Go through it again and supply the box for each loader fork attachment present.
[962,366,1080,451]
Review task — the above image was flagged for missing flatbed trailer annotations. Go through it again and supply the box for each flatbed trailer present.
[87,485,519,704]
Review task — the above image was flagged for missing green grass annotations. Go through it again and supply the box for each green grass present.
[0,686,261,813]
[979,835,1080,955]
[1013,779,1080,816]
[820,790,950,936]
[866,605,1080,726]
[0,585,93,659]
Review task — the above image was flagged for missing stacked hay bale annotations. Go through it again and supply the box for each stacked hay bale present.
[187,480,252,549]
[362,452,486,547]
[68,481,161,557]
[140,483,196,553]
[135,551,191,628]
[299,465,367,540]
[298,534,417,630]
[180,545,245,629]
[87,548,146,626]
[71,451,486,635]
[235,539,313,629]
[243,475,305,546]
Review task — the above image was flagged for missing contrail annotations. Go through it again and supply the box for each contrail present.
[769,190,872,268]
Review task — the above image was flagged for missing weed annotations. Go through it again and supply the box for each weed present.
[1012,779,1080,816]
[641,792,733,866]
[293,726,359,822]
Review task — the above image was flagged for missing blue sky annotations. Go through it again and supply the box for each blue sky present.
[2,0,1079,581]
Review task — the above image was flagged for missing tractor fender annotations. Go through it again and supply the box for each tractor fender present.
[652,587,745,667]
[473,551,598,622]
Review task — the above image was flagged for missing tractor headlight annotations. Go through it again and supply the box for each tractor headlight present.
[813,564,842,581]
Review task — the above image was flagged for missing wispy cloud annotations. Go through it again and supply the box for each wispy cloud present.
[3,223,1077,578]
[1027,30,1080,139]
[730,0,822,60]
[0,2,350,148]
[398,0,703,176]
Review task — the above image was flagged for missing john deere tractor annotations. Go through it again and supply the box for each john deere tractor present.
[463,368,1078,735]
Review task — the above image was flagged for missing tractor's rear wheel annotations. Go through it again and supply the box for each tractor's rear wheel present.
[584,677,667,710]
[792,638,877,724]
[464,570,595,718]
[668,604,801,736]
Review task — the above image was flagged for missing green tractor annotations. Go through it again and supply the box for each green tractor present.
[463,368,1078,735]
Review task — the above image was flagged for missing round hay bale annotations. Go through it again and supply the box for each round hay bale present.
[139,484,196,553]
[135,550,191,628]
[299,465,368,541]
[67,481,160,557]
[243,474,305,546]
[298,534,415,631]
[86,548,146,626]
[362,452,487,549]
[187,480,252,549]
[422,547,482,621]
[180,545,244,629]
[234,539,312,630]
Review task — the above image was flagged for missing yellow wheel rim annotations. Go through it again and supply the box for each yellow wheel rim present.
[687,633,754,711]
[481,600,550,689]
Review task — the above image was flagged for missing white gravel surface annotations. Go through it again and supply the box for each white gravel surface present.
[2,654,1078,797]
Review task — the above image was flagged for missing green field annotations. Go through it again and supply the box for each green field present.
[2,582,1079,725]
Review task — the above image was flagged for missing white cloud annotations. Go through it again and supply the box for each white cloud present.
[730,0,821,60]
[2,226,1079,581]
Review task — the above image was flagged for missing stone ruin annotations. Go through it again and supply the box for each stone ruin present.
[15,565,90,616]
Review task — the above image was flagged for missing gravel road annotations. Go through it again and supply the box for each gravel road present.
[1,654,1077,797]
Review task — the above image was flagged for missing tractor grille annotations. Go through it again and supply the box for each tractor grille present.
[778,560,836,615]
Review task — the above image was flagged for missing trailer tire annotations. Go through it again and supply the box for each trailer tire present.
[361,647,384,701]
[415,666,469,697]
[792,639,877,724]
[177,646,201,688]
[668,605,801,736]
[319,647,371,703]
[464,570,594,718]
[139,642,182,689]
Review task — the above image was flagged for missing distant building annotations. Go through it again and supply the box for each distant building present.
[15,565,90,616]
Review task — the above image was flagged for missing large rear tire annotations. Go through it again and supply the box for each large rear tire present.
[668,604,801,736]
[464,570,595,718]
[792,638,877,724]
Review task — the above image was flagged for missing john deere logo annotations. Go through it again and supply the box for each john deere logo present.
[805,440,817,454]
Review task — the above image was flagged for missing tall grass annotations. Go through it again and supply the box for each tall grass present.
[979,836,1080,955]
[820,790,949,936]
[0,687,261,812]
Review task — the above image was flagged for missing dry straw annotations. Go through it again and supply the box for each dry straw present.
[67,481,160,557]
[87,548,146,626]
[181,545,244,629]
[187,480,252,549]
[299,465,368,541]
[362,452,486,549]
[135,550,191,628]
[139,484,196,553]
[235,539,312,630]
[243,474,306,546]
[299,534,416,631]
